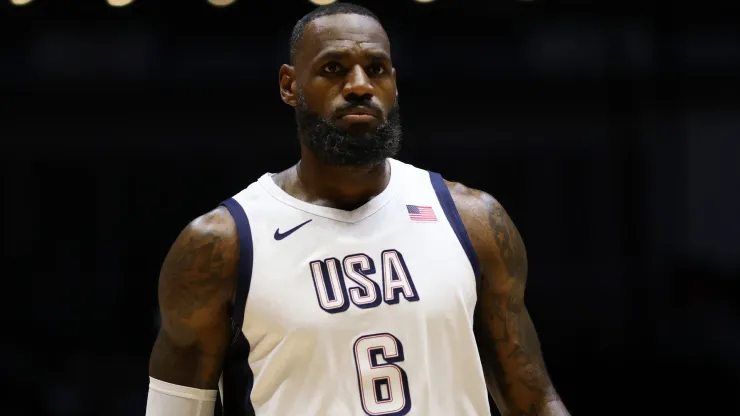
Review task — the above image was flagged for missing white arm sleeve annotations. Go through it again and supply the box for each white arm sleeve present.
[145,377,217,416]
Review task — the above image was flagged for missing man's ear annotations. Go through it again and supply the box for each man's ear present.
[279,64,298,107]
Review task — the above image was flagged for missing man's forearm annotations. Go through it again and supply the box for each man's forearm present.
[539,399,570,416]
[500,384,569,416]
[502,399,570,416]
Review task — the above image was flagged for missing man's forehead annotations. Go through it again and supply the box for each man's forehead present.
[301,14,390,59]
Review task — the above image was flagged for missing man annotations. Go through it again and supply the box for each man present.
[146,3,570,416]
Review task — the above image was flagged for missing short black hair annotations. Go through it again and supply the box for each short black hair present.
[289,2,384,65]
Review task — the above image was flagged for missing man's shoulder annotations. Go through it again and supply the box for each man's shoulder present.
[444,180,501,226]
[165,206,240,278]
[188,206,239,242]
[159,205,240,307]
[442,179,514,267]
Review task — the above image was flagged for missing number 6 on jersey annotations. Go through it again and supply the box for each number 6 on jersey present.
[353,333,412,415]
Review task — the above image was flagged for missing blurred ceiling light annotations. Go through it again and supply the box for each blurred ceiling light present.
[310,0,337,5]
[413,0,436,3]
[107,0,134,6]
[208,0,236,6]
[10,0,34,5]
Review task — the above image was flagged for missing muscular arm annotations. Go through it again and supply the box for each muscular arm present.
[149,206,239,389]
[449,182,569,416]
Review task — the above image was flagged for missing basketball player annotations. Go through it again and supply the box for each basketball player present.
[146,3,570,416]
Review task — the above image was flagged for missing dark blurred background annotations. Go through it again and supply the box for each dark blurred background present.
[4,0,739,414]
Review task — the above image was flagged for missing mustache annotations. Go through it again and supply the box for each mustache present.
[331,102,383,118]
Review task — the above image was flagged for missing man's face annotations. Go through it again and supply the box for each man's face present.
[289,14,401,167]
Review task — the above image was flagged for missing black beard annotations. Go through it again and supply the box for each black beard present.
[295,95,402,167]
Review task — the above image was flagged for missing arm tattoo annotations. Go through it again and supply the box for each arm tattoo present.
[160,224,228,321]
[442,180,567,415]
[482,200,561,414]
[149,207,237,389]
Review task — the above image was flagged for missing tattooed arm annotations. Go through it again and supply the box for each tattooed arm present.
[449,182,569,416]
[149,206,239,389]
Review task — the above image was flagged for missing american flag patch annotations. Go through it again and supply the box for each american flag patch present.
[406,205,438,222]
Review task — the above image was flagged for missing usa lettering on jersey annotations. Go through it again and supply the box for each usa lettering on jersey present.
[308,249,420,314]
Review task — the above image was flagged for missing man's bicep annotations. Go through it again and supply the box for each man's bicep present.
[450,183,567,414]
[149,207,238,389]
[476,198,558,412]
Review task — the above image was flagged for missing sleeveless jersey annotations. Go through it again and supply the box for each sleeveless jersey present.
[219,158,490,416]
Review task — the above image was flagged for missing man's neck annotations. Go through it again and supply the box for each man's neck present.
[293,147,391,210]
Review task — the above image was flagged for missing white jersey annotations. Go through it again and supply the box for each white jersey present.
[219,158,490,416]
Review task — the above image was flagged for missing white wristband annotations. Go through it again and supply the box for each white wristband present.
[145,377,217,416]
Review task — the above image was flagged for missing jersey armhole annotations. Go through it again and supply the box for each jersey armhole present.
[428,172,481,292]
[219,198,256,415]
[220,198,254,336]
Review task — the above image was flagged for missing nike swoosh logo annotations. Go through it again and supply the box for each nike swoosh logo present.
[274,219,313,241]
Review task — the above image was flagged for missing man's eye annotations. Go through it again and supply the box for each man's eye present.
[323,63,343,74]
[367,65,385,75]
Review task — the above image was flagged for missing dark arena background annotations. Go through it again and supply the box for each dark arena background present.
[4,0,739,415]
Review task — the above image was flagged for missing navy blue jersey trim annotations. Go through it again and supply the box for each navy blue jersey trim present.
[221,198,254,332]
[219,198,255,415]
[220,332,255,416]
[428,172,481,291]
